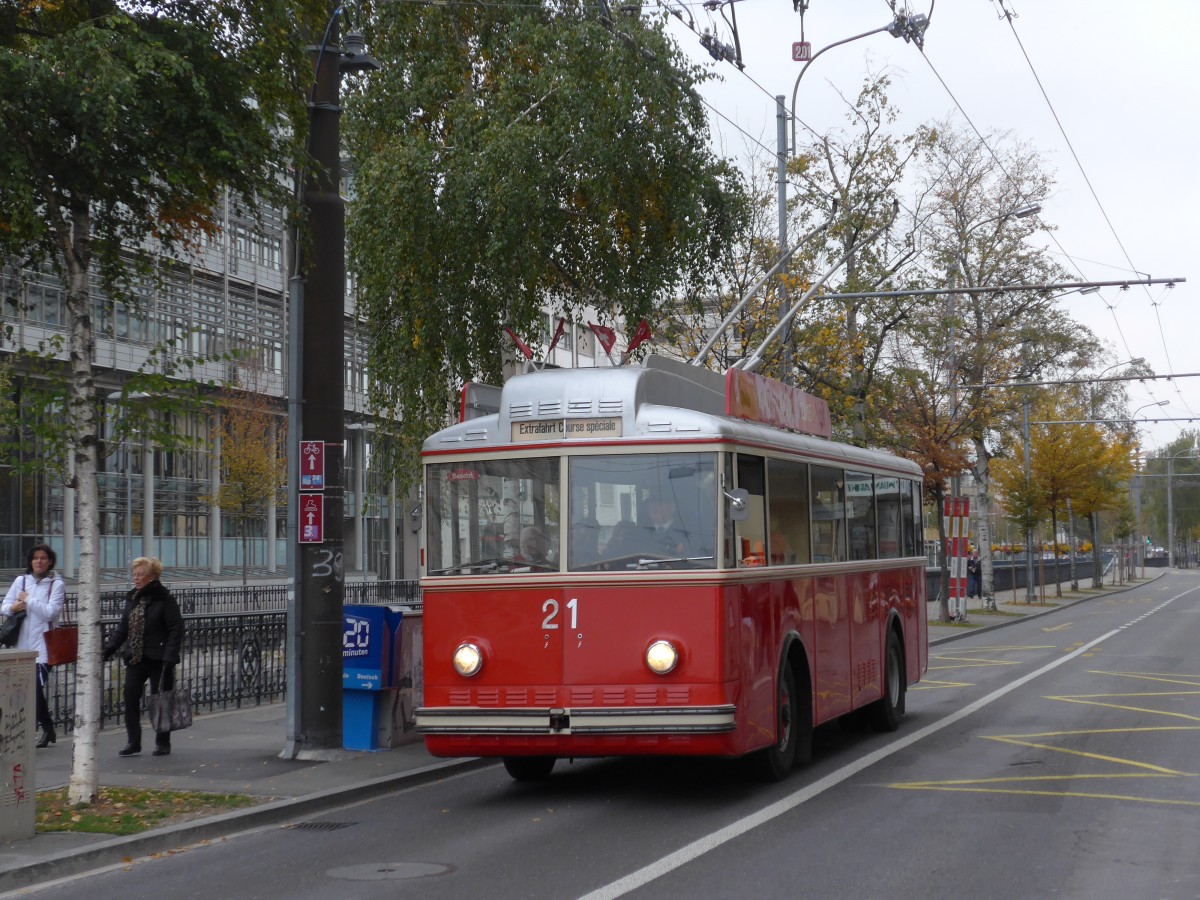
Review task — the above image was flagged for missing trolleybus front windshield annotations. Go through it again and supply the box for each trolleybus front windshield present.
[426,451,718,575]
[568,452,717,571]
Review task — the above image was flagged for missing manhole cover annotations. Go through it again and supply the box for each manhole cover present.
[327,862,453,881]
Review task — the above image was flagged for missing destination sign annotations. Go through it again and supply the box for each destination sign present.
[511,417,623,442]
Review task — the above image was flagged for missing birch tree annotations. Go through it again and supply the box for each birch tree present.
[346,0,748,477]
[0,0,323,805]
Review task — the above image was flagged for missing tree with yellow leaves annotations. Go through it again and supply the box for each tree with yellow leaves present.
[992,390,1135,594]
[208,384,286,588]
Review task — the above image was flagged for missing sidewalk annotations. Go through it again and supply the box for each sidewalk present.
[0,705,487,893]
[0,571,1162,893]
[926,570,1160,644]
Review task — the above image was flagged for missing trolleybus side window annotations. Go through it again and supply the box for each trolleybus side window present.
[735,454,767,567]
[766,458,810,565]
[902,478,920,557]
[426,457,559,575]
[811,465,847,563]
[846,470,877,561]
[876,476,903,559]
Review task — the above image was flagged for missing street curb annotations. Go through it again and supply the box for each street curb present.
[0,756,492,894]
[929,572,1165,645]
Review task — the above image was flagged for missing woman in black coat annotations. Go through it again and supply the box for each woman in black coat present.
[102,556,184,757]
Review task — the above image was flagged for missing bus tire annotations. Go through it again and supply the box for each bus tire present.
[755,663,798,781]
[868,630,905,733]
[502,756,556,782]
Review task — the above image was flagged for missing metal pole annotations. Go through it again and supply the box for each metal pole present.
[776,95,791,379]
[1168,455,1175,568]
[125,434,132,571]
[1022,393,1035,603]
[1067,498,1077,591]
[284,8,348,757]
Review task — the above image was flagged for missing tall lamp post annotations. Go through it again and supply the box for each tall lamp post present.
[944,202,1040,612]
[1166,447,1198,568]
[1127,400,1167,574]
[773,11,927,374]
[1089,357,1144,417]
[788,11,929,157]
[1020,340,1037,603]
[284,9,379,759]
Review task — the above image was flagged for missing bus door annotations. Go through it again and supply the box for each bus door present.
[846,471,885,709]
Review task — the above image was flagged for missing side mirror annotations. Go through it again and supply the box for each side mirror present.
[724,488,749,522]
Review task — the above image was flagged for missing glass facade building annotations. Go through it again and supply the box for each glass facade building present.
[1,193,609,582]
[0,191,412,581]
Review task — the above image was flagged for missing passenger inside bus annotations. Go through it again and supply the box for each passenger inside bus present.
[602,520,642,559]
[515,526,552,565]
[570,517,600,566]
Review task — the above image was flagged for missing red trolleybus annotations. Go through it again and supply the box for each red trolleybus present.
[415,355,926,781]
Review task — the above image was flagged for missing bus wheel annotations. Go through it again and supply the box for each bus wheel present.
[755,664,798,781]
[502,756,556,782]
[868,631,906,733]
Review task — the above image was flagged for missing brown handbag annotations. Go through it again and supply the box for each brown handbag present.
[44,583,78,666]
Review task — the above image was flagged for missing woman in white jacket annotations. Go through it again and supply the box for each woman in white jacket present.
[2,543,65,747]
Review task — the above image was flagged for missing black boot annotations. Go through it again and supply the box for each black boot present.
[118,743,141,756]
[152,743,171,757]
[36,726,55,748]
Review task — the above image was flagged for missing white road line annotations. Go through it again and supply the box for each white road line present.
[581,583,1199,899]
[577,628,1117,899]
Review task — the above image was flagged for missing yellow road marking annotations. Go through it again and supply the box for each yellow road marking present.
[945,645,1058,653]
[1091,671,1200,686]
[890,670,1200,805]
[929,660,1020,671]
[1041,623,1073,632]
[910,679,972,690]
[984,735,1191,774]
[889,785,1200,807]
[1046,696,1200,722]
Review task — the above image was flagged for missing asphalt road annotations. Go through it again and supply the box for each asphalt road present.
[21,570,1200,900]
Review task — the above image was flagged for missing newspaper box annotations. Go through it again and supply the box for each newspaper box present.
[342,605,403,750]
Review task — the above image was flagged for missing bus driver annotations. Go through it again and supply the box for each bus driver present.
[645,497,691,557]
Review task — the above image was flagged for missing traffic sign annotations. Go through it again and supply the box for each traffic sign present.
[792,41,812,61]
[300,494,324,543]
[300,440,325,491]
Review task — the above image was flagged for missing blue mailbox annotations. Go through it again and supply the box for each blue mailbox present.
[343,605,404,750]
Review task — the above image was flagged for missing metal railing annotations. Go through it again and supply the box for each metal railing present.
[58,579,422,618]
[44,580,422,733]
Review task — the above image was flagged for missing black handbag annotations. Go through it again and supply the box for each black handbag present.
[0,610,25,648]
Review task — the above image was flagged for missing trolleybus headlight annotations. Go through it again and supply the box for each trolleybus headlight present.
[645,640,679,675]
[453,642,483,677]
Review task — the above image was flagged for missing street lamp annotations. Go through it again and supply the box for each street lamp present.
[284,6,380,759]
[944,200,1041,609]
[1089,358,1146,416]
[1166,447,1199,567]
[1097,357,1144,379]
[105,390,151,573]
[788,10,929,156]
[1132,400,1168,420]
[1020,340,1036,603]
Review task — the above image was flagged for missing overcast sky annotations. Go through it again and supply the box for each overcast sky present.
[664,0,1197,454]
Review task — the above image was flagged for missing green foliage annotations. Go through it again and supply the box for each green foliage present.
[992,391,1135,533]
[0,1,325,287]
[345,0,749,480]
[0,0,331,800]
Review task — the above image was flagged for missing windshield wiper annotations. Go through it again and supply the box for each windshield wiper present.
[634,554,715,569]
[428,557,514,575]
